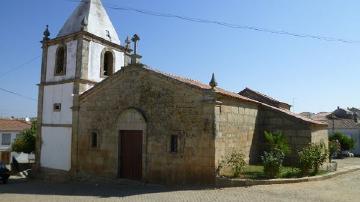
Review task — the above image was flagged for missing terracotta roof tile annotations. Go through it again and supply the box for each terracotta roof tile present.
[80,64,327,126]
[0,119,31,132]
[144,66,326,126]
[326,119,360,129]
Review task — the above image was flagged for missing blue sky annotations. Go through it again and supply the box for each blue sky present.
[0,0,359,118]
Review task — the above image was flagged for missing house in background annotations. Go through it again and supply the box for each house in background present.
[348,107,360,122]
[0,119,31,164]
[305,107,360,155]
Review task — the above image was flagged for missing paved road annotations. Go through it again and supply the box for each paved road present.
[1,169,360,202]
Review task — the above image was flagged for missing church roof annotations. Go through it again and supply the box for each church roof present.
[57,0,120,44]
[80,64,326,126]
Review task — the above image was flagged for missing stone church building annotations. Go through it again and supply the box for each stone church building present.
[36,0,328,184]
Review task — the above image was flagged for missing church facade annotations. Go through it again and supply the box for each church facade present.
[36,0,328,184]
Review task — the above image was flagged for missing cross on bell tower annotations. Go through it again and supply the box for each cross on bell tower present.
[131,34,140,55]
[131,34,142,64]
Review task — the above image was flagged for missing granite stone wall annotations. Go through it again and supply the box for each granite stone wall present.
[257,106,328,164]
[214,102,328,168]
[214,98,260,168]
[76,65,216,184]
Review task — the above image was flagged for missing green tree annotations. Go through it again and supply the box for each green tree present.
[329,132,355,151]
[12,121,37,154]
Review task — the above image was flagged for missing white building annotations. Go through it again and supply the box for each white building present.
[37,0,128,172]
[0,119,31,164]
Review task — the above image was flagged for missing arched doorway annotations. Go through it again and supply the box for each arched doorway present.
[117,108,146,180]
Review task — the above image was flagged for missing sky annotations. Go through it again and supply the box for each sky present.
[0,0,359,118]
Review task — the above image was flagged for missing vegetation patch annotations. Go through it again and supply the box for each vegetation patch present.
[240,165,327,179]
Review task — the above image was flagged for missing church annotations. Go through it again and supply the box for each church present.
[36,0,328,184]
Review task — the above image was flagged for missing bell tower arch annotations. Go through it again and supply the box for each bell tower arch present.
[36,0,129,172]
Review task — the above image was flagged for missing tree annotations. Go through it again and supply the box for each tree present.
[329,132,355,151]
[12,121,37,154]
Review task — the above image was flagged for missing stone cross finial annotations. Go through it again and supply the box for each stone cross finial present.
[209,73,218,89]
[131,34,140,54]
[81,16,88,31]
[124,36,131,51]
[43,25,50,41]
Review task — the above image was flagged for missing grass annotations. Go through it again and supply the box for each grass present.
[238,165,328,179]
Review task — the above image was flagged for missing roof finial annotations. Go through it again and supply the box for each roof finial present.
[43,25,50,42]
[131,34,140,55]
[209,73,218,89]
[81,16,88,31]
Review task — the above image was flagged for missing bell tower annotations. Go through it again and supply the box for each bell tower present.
[37,0,128,172]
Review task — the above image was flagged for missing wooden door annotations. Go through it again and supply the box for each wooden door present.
[119,130,143,180]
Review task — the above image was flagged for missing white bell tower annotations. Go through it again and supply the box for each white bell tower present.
[37,0,128,172]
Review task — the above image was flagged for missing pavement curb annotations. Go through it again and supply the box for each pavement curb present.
[216,166,360,187]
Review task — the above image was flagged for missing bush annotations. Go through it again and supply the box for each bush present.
[261,149,285,178]
[329,132,355,151]
[218,150,246,177]
[264,131,291,155]
[261,131,290,178]
[298,143,328,176]
[329,140,341,160]
[12,121,36,154]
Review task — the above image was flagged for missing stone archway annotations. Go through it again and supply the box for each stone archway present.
[116,108,147,180]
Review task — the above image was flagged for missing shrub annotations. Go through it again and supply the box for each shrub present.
[264,131,291,155]
[329,132,355,151]
[329,140,341,160]
[298,143,328,176]
[12,121,36,154]
[218,150,246,177]
[261,149,285,178]
[261,131,290,178]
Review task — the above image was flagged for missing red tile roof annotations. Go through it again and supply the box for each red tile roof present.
[0,119,31,132]
[326,119,360,129]
[146,66,326,126]
[80,64,327,126]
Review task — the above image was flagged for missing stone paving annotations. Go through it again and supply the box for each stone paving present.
[1,158,360,202]
[334,157,360,169]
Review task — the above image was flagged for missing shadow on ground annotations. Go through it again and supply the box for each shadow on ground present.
[0,178,218,198]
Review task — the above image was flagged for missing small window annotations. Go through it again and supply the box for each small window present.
[170,135,178,153]
[101,51,114,77]
[53,103,62,112]
[91,132,98,148]
[55,46,66,75]
[1,134,11,146]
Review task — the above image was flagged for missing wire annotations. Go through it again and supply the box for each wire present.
[0,87,37,102]
[67,0,360,44]
[0,55,40,102]
[0,55,40,81]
